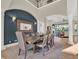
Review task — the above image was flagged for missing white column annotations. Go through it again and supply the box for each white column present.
[67,0,77,45]
[1,10,4,49]
[68,15,74,45]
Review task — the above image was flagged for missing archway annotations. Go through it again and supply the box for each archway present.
[4,9,37,45]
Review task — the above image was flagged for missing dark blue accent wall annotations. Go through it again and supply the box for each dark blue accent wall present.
[4,9,37,45]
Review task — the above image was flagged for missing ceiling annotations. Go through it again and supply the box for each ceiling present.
[26,0,58,8]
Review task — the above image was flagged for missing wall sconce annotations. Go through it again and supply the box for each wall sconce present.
[12,16,16,22]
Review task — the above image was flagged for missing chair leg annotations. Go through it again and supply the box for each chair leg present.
[42,47,45,56]
[46,40,49,50]
[50,39,53,48]
[24,48,27,59]
[53,38,54,46]
[18,48,21,55]
[33,45,36,53]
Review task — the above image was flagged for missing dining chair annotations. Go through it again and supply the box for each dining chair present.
[48,33,54,48]
[36,35,48,55]
[31,33,35,36]
[16,31,27,59]
[35,32,40,36]
[48,33,52,47]
[16,31,34,59]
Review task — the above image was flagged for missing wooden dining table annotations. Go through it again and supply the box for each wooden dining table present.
[24,35,44,53]
[25,36,43,44]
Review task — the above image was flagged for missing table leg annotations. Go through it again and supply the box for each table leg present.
[33,45,36,53]
[46,39,49,50]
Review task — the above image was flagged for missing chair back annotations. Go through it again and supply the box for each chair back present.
[48,33,52,39]
[42,35,48,46]
[25,34,30,37]
[48,33,52,42]
[31,33,35,36]
[36,32,40,36]
[16,31,25,50]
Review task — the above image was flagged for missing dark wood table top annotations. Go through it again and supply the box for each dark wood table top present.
[25,36,43,44]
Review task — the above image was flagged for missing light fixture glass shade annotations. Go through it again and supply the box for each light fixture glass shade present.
[12,16,16,22]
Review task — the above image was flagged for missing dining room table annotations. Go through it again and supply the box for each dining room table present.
[24,34,44,53]
[25,36,43,44]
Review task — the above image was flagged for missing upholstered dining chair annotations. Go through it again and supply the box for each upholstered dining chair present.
[16,31,34,59]
[48,34,52,46]
[31,33,35,36]
[36,35,48,55]
[35,32,40,36]
[16,31,27,59]
[48,33,54,48]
